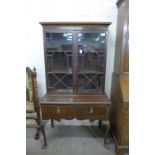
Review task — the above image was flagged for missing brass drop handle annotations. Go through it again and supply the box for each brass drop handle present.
[90,106,94,114]
[56,106,61,113]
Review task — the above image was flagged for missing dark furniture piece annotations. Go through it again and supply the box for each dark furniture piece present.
[26,67,45,140]
[110,0,129,155]
[40,94,111,148]
[41,22,111,94]
[39,22,111,149]
[111,73,129,155]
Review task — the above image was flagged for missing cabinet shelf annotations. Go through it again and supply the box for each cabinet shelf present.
[79,70,103,74]
[48,70,72,74]
[47,70,103,74]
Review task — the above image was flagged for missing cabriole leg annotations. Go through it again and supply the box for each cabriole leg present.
[99,120,102,128]
[51,119,54,128]
[35,117,41,140]
[35,126,40,140]
[104,120,110,148]
[40,122,47,149]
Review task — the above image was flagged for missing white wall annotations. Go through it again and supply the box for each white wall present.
[26,0,117,125]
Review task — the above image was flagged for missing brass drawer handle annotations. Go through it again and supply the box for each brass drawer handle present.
[90,106,94,114]
[56,106,61,113]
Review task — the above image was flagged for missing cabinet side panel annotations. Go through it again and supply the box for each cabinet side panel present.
[122,0,129,72]
[120,110,129,145]
[114,1,125,74]
[110,73,123,144]
[110,73,129,145]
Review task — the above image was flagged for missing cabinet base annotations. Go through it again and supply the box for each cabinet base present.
[110,130,129,155]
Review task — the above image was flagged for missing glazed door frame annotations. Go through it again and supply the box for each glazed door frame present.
[75,30,107,93]
[43,30,75,93]
[43,28,108,94]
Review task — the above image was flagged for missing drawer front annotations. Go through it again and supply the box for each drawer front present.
[41,105,75,120]
[76,105,108,121]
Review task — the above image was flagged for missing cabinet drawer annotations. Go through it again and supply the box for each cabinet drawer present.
[76,106,108,121]
[41,105,75,119]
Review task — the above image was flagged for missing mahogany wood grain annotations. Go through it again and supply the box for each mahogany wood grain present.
[40,22,112,27]
[42,105,75,120]
[40,94,110,105]
[40,93,111,148]
[39,22,111,149]
[40,94,111,121]
[76,106,108,121]
[41,22,111,94]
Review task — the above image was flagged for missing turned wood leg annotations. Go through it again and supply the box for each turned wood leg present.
[104,121,110,147]
[99,120,102,128]
[51,119,54,128]
[40,122,47,149]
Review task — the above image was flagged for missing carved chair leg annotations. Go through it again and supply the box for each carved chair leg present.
[40,122,47,149]
[51,119,54,128]
[104,121,110,148]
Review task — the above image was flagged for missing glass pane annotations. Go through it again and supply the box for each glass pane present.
[77,32,106,92]
[45,32,73,93]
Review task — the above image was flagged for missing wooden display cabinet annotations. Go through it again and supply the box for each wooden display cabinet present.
[39,22,112,149]
[41,22,111,94]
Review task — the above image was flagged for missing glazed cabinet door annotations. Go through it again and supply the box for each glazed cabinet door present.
[44,32,74,93]
[77,32,107,92]
[43,29,108,94]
